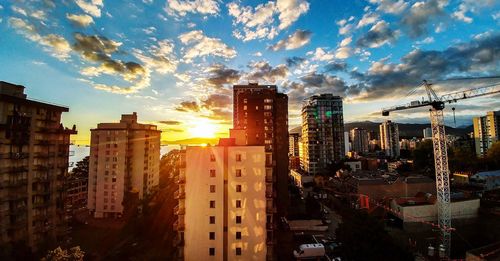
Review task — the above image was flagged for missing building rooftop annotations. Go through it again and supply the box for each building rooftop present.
[467,241,500,260]
[472,170,500,178]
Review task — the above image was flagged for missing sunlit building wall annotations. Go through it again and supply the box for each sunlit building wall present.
[301,94,345,175]
[380,120,400,158]
[473,111,500,157]
[176,138,268,261]
[87,113,160,218]
[350,128,369,155]
[0,81,76,250]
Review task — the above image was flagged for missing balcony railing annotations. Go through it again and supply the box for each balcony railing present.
[174,205,185,215]
[173,220,185,231]
[266,205,277,213]
[176,175,186,184]
[178,161,186,168]
[0,179,28,188]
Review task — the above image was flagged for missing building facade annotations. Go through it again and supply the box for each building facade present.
[0,81,76,250]
[350,128,369,155]
[380,120,400,158]
[301,94,345,175]
[232,83,289,218]
[473,111,500,157]
[175,138,270,261]
[87,113,160,218]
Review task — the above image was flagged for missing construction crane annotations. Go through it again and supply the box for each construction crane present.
[381,78,500,259]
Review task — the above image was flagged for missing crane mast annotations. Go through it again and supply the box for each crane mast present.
[381,78,500,259]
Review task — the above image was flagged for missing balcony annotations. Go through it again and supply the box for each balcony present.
[266,222,275,230]
[265,173,275,183]
[173,220,185,231]
[178,161,186,168]
[33,202,51,209]
[172,235,185,247]
[33,176,50,183]
[266,205,277,213]
[174,205,185,215]
[0,167,28,174]
[174,190,185,199]
[0,179,28,188]
[33,213,49,222]
[266,190,277,198]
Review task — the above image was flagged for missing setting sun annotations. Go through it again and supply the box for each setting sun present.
[188,121,217,138]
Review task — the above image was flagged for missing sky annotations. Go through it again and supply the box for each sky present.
[0,0,499,144]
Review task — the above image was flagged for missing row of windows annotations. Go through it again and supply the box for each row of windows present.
[209,169,242,178]
[208,232,242,240]
[208,248,242,256]
[209,201,244,214]
[210,154,243,162]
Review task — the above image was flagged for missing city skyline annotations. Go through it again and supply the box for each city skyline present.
[1,0,500,144]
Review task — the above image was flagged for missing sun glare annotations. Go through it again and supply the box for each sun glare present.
[188,121,217,138]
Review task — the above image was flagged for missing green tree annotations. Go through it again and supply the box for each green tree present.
[486,141,500,169]
[71,156,89,178]
[335,210,413,261]
[412,139,434,175]
[41,246,84,261]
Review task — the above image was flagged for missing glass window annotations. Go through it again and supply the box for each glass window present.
[210,154,216,162]
[236,231,241,239]
[235,169,242,177]
[209,232,215,240]
[236,154,242,162]
[209,248,215,256]
[236,216,241,224]
[210,169,216,177]
[236,248,242,256]
[236,185,242,192]
[209,216,215,224]
[236,200,241,208]
[210,201,215,208]
[210,185,216,193]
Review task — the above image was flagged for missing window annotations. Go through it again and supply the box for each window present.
[243,98,247,103]
[209,248,215,256]
[255,105,259,110]
[210,185,216,193]
[264,98,272,103]
[236,248,242,256]
[236,200,241,208]
[236,185,242,192]
[112,177,117,182]
[210,201,215,208]
[236,154,241,162]
[209,232,215,240]
[210,154,216,162]
[243,105,247,110]
[235,169,242,177]
[264,105,272,110]
[210,169,216,177]
[236,216,242,224]
[236,231,242,239]
[209,216,215,224]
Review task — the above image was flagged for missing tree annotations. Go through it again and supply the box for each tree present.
[71,156,89,178]
[486,141,500,169]
[335,210,413,261]
[41,246,84,261]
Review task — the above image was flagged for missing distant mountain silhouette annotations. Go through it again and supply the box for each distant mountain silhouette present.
[289,121,473,138]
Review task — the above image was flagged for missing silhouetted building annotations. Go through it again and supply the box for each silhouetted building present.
[0,81,77,250]
[380,120,400,158]
[175,135,271,260]
[350,128,369,155]
[473,111,500,157]
[87,113,160,218]
[233,83,289,219]
[301,94,345,175]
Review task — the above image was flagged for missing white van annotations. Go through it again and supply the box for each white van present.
[293,243,325,259]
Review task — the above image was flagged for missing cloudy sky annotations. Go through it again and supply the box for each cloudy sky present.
[1,0,499,144]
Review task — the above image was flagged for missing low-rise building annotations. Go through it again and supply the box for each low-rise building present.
[290,169,314,196]
[390,196,480,223]
[469,170,500,191]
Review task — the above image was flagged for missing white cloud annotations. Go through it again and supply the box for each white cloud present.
[452,0,496,24]
[357,12,379,28]
[179,30,237,61]
[133,40,177,74]
[493,11,500,20]
[165,0,220,17]
[339,36,352,47]
[308,47,334,61]
[66,13,94,27]
[142,26,157,34]
[416,36,434,44]
[8,17,72,60]
[227,0,309,41]
[276,0,310,30]
[336,19,354,35]
[11,6,28,16]
[75,0,104,17]
[369,0,408,14]
[269,29,311,51]
[253,52,263,57]
[335,47,351,59]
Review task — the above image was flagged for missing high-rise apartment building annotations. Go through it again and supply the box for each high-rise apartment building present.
[423,127,432,140]
[301,94,345,175]
[289,132,300,157]
[87,113,160,218]
[473,111,500,157]
[380,120,400,158]
[350,128,369,155]
[232,83,289,218]
[0,81,76,250]
[174,136,271,261]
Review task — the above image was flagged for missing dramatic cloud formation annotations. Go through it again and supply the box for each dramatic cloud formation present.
[158,120,182,125]
[369,0,408,14]
[227,0,309,41]
[66,13,94,27]
[356,21,399,48]
[133,39,177,74]
[165,0,220,17]
[75,0,104,17]
[401,0,447,38]
[179,30,237,61]
[350,32,500,101]
[246,61,289,83]
[175,101,201,112]
[205,63,241,87]
[269,29,312,51]
[8,18,71,60]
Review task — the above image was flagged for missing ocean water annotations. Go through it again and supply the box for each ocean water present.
[68,145,180,171]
